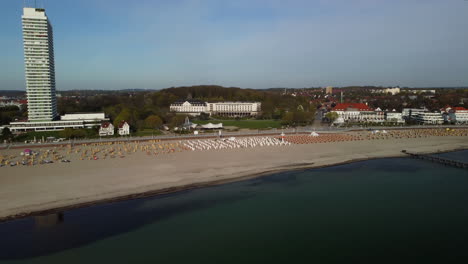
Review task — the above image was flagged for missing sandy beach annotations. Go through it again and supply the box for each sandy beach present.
[0,129,467,222]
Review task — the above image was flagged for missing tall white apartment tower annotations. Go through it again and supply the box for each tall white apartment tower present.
[22,7,58,121]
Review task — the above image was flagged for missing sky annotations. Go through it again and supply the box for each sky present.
[1,0,467,90]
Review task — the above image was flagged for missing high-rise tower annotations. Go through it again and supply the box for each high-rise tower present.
[22,7,58,121]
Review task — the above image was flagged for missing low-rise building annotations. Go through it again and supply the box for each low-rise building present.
[402,108,428,120]
[443,107,468,124]
[453,107,468,124]
[207,102,261,117]
[60,113,109,128]
[413,112,444,125]
[385,111,405,123]
[118,121,130,136]
[331,103,384,123]
[99,122,114,136]
[9,120,86,132]
[8,112,108,132]
[372,87,401,95]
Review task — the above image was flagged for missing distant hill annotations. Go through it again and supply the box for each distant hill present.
[0,90,26,97]
[161,85,267,101]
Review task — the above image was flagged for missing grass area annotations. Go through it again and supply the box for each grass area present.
[193,119,282,129]
[133,129,163,137]
[14,131,63,142]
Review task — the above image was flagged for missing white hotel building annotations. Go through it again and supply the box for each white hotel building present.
[170,100,261,117]
[9,7,108,132]
[22,7,58,121]
[413,112,444,125]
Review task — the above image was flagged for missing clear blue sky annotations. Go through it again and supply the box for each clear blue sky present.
[1,0,467,90]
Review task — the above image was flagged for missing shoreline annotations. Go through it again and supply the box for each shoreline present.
[3,125,468,151]
[1,145,466,223]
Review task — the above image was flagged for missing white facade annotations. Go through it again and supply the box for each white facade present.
[169,100,207,116]
[22,7,58,121]
[413,112,444,124]
[333,110,385,123]
[170,100,261,117]
[406,89,436,94]
[99,123,114,136]
[9,120,85,132]
[118,122,130,136]
[454,108,468,124]
[455,112,468,124]
[208,102,261,117]
[386,112,405,123]
[61,113,106,121]
[331,103,384,123]
[334,110,361,122]
[372,87,400,95]
[402,108,427,119]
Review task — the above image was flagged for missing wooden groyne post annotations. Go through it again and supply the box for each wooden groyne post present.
[402,150,468,169]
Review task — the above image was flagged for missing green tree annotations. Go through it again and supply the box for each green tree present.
[170,115,187,128]
[1,127,13,141]
[144,115,163,129]
[59,128,74,139]
[325,112,339,123]
[199,112,210,120]
[113,108,132,127]
[71,129,87,139]
[281,112,294,126]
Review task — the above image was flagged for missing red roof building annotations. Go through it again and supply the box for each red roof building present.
[453,107,468,112]
[333,103,373,111]
[101,122,112,128]
[118,120,128,128]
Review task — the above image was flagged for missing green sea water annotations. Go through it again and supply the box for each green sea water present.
[1,151,468,263]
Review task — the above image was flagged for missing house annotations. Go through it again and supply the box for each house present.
[118,121,130,136]
[453,107,468,124]
[99,122,114,136]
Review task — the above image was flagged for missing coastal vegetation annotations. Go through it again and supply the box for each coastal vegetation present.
[56,85,316,132]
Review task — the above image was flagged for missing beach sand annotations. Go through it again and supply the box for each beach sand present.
[0,132,467,221]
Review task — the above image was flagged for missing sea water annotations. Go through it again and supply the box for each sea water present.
[1,151,468,263]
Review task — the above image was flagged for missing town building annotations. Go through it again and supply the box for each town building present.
[385,111,405,124]
[0,100,27,109]
[405,89,436,94]
[453,107,468,124]
[99,122,114,136]
[118,121,130,136]
[442,107,468,124]
[325,86,333,94]
[372,87,401,95]
[402,108,428,120]
[170,100,261,117]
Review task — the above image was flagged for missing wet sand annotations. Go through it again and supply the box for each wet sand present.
[0,133,467,222]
